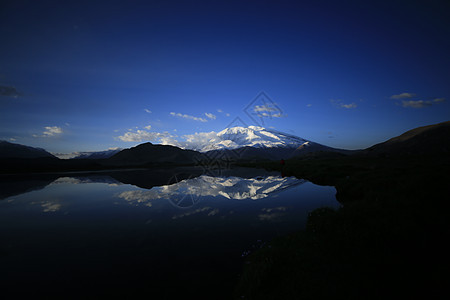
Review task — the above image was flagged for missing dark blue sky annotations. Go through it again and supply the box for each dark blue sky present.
[1,0,449,153]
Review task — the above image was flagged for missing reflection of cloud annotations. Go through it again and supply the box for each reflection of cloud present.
[41,201,62,212]
[52,177,85,184]
[32,199,62,212]
[117,190,156,207]
[208,209,220,216]
[258,207,287,221]
[116,175,304,207]
[51,176,120,185]
[172,207,219,219]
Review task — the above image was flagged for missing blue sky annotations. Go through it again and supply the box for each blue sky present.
[1,0,449,154]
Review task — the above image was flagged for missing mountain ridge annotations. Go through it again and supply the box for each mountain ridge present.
[365,120,450,156]
[0,140,56,159]
[2,121,449,173]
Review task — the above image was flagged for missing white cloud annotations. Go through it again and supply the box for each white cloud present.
[116,126,183,146]
[34,126,63,138]
[401,98,445,108]
[306,104,312,107]
[217,109,231,117]
[205,112,216,120]
[180,131,218,150]
[331,99,357,109]
[340,103,357,109]
[253,104,284,117]
[144,109,152,114]
[254,104,278,113]
[390,92,416,99]
[117,130,168,142]
[170,112,207,122]
[401,100,432,108]
[44,126,63,136]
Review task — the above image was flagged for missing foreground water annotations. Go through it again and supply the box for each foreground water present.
[0,167,339,298]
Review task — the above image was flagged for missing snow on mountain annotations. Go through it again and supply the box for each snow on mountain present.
[185,126,310,152]
[54,148,122,159]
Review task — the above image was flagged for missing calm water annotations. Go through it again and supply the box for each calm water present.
[0,168,339,299]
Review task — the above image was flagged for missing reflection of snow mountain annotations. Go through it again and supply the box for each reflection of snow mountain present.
[117,175,305,207]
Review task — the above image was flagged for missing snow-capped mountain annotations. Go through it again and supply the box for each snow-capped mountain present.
[72,148,123,159]
[179,126,347,159]
[189,126,311,152]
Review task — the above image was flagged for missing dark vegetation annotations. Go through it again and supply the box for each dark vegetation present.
[235,153,450,299]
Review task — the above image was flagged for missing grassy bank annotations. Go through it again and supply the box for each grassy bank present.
[235,154,450,299]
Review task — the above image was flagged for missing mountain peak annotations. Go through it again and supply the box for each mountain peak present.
[196,126,309,152]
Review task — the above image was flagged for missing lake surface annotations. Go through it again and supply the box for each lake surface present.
[0,167,339,299]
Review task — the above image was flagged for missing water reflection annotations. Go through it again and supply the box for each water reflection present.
[0,168,338,299]
[117,175,304,208]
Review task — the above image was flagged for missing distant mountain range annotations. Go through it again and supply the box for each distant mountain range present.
[54,148,123,159]
[1,121,449,172]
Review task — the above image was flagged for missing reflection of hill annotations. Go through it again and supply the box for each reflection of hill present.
[106,167,205,189]
[0,167,292,201]
[0,174,58,200]
[0,167,206,200]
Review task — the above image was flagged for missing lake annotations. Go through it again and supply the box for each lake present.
[0,167,339,299]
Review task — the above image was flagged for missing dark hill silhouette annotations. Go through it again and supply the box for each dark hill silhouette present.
[205,143,352,161]
[365,121,450,156]
[0,140,55,158]
[106,142,204,166]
